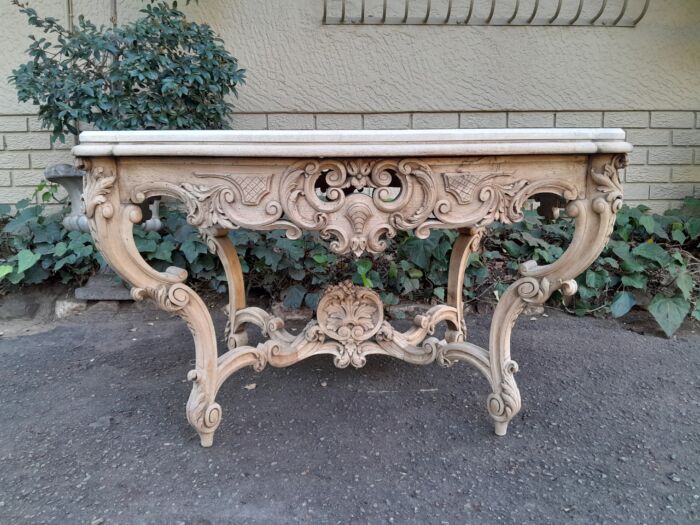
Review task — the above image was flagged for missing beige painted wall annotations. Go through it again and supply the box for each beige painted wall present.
[0,0,698,207]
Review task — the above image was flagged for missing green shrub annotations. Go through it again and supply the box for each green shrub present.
[9,0,245,143]
[1,186,698,337]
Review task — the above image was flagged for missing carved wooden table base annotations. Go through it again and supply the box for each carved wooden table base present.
[78,129,628,447]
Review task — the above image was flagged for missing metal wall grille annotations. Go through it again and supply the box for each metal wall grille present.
[322,0,650,27]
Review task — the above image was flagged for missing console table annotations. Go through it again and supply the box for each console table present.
[75,129,631,447]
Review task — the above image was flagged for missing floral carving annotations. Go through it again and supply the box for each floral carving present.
[317,281,383,343]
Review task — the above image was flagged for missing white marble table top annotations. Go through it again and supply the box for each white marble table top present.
[73,128,632,158]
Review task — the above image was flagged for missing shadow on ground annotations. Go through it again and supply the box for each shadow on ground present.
[0,302,698,524]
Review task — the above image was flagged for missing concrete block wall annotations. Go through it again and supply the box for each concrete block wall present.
[1,110,698,213]
[0,116,73,206]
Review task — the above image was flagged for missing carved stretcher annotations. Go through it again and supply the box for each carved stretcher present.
[75,129,631,447]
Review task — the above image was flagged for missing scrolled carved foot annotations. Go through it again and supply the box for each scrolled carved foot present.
[186,369,222,447]
[487,360,521,437]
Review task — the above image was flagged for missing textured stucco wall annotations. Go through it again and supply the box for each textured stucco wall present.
[0,0,699,206]
[191,0,700,114]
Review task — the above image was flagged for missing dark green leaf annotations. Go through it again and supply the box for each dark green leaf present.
[632,242,672,266]
[17,249,41,274]
[621,273,647,289]
[638,214,655,234]
[610,291,636,318]
[282,285,305,309]
[671,228,686,244]
[648,294,691,338]
[675,271,693,301]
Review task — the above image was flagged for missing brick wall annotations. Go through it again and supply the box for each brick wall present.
[0,116,74,205]
[1,111,698,212]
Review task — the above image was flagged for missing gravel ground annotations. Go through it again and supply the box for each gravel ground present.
[0,301,698,525]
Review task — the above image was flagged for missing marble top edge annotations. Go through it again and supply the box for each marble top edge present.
[76,128,627,144]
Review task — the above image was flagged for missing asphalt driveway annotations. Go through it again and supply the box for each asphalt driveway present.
[0,300,698,524]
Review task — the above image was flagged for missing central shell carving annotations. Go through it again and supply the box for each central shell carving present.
[316,281,383,342]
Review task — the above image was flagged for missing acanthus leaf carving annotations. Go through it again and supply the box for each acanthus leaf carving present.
[84,166,116,219]
[317,280,383,349]
[591,153,625,214]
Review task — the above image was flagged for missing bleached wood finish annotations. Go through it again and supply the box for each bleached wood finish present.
[78,129,628,447]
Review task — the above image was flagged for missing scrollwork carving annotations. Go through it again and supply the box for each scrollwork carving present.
[279,158,438,256]
[591,153,625,214]
[126,156,586,258]
[131,283,191,312]
[487,360,521,423]
[84,166,116,219]
[186,368,222,437]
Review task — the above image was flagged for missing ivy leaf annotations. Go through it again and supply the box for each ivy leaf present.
[304,292,320,309]
[638,214,655,234]
[686,218,700,239]
[311,254,328,265]
[632,242,671,267]
[152,240,175,262]
[407,268,423,279]
[675,270,693,301]
[0,264,13,280]
[621,273,647,289]
[648,294,691,338]
[181,238,207,264]
[17,249,41,274]
[610,291,636,318]
[585,269,608,289]
[388,262,398,280]
[288,268,306,281]
[501,240,523,258]
[54,241,68,257]
[54,254,78,271]
[671,228,686,244]
[433,287,446,301]
[282,285,306,309]
[608,240,633,262]
[380,292,399,305]
[356,260,372,276]
[620,258,646,273]
[135,237,157,253]
[252,245,282,270]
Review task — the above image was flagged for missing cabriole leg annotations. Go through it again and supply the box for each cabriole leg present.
[84,161,221,447]
[204,228,248,349]
[486,154,624,436]
[445,227,485,343]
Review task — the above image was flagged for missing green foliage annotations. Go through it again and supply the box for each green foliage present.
[0,185,100,286]
[9,0,245,142]
[1,192,698,338]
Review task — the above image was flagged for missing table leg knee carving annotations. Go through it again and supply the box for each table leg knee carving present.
[86,170,222,446]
